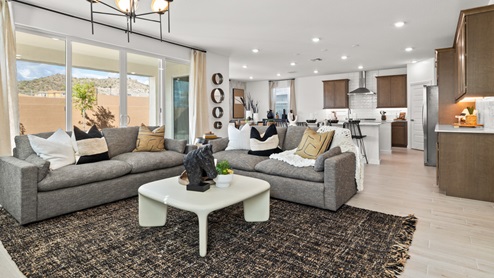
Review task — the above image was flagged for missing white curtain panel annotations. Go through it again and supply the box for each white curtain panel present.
[268,81,277,111]
[189,50,208,143]
[0,0,19,156]
[289,79,297,115]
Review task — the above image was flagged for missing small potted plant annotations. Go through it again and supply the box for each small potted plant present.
[214,160,234,188]
[465,106,477,125]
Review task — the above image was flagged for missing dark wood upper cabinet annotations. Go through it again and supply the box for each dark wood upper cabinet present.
[323,79,349,109]
[454,6,494,101]
[376,74,407,108]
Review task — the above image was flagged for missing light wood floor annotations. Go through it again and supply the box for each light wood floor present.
[0,148,493,277]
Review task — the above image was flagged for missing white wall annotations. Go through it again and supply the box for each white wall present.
[206,52,230,138]
[246,81,269,118]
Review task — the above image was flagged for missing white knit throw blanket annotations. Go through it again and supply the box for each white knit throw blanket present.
[269,126,364,191]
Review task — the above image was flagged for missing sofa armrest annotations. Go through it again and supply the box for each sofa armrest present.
[323,152,357,211]
[185,144,198,153]
[0,156,38,225]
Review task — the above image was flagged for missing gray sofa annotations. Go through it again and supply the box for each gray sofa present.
[211,126,357,211]
[0,126,191,225]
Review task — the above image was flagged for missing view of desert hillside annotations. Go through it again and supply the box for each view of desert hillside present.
[18,73,150,96]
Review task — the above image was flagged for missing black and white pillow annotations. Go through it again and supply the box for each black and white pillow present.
[72,125,109,164]
[248,125,283,156]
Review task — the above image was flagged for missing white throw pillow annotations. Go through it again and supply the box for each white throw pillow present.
[28,128,76,170]
[225,124,252,150]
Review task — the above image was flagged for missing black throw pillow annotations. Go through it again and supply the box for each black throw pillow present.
[73,125,110,164]
[248,125,283,156]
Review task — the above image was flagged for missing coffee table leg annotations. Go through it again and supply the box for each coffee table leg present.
[138,193,168,227]
[196,211,210,257]
[243,190,270,222]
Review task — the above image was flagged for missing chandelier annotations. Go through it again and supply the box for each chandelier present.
[88,0,174,42]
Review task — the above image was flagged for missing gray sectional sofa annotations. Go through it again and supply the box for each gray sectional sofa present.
[0,126,190,225]
[0,125,357,226]
[211,125,357,211]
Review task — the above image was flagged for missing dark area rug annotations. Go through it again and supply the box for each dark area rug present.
[0,198,416,277]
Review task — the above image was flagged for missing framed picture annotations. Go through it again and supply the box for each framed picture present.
[233,88,245,119]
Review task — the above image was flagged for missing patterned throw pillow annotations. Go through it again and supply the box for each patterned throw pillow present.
[73,125,110,164]
[295,128,335,159]
[134,124,165,152]
[248,125,283,156]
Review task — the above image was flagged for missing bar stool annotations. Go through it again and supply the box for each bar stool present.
[343,120,368,164]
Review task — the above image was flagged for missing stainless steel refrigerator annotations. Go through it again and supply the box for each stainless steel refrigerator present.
[423,85,438,166]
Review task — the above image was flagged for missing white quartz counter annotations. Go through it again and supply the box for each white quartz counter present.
[435,124,494,134]
[331,122,382,164]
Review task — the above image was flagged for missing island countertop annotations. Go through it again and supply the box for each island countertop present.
[435,124,494,134]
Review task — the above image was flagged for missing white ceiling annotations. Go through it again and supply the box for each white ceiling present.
[15,0,490,81]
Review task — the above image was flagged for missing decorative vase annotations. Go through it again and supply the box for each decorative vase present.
[245,110,253,120]
[267,110,274,119]
[465,115,477,125]
[381,115,387,121]
[253,113,259,123]
[282,109,287,120]
[215,174,233,188]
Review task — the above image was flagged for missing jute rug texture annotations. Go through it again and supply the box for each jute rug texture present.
[0,198,416,277]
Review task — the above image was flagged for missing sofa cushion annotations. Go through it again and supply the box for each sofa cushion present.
[255,159,324,183]
[283,126,317,150]
[165,138,187,154]
[213,150,269,172]
[37,160,132,192]
[112,151,185,174]
[209,138,229,153]
[134,124,165,152]
[225,124,251,150]
[72,125,110,164]
[314,147,342,172]
[102,126,139,158]
[28,129,76,170]
[25,154,50,182]
[295,129,335,159]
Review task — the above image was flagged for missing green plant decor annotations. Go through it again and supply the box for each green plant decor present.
[216,160,233,175]
[466,106,475,115]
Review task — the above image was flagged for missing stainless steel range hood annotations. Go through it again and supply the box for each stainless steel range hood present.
[348,71,375,95]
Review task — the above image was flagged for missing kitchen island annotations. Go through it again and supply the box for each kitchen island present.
[332,121,383,164]
[435,124,494,202]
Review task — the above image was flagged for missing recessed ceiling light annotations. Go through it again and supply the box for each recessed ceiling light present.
[313,70,319,74]
[312,37,320,43]
[412,60,417,64]
[252,48,259,53]
[405,47,414,52]
[290,62,296,66]
[242,65,247,69]
[394,21,405,28]
[277,73,281,77]
[249,76,253,79]
[341,55,348,60]
[358,65,363,69]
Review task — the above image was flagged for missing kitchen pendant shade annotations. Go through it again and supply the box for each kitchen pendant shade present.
[114,0,138,13]
[151,0,169,13]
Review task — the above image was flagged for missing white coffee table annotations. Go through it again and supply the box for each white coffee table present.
[138,174,270,257]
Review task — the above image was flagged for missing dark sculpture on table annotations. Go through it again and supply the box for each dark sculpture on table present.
[182,145,218,192]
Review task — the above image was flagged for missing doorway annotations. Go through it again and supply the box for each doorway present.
[173,76,189,140]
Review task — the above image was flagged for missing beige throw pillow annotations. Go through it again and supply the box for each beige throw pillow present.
[134,124,165,152]
[295,128,335,159]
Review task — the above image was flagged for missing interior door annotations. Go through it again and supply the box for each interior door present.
[410,82,429,150]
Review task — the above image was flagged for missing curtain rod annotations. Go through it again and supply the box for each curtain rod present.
[10,0,207,53]
[268,78,295,82]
